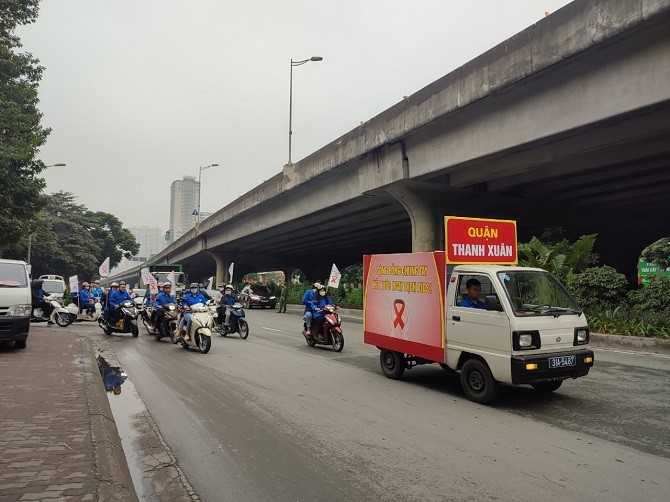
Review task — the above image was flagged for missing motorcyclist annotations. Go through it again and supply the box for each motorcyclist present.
[102,282,118,320]
[221,284,238,326]
[152,282,176,331]
[311,285,336,338]
[78,282,96,317]
[301,282,321,336]
[213,283,226,325]
[31,279,54,324]
[91,280,104,300]
[108,281,132,325]
[176,282,208,341]
[199,283,213,302]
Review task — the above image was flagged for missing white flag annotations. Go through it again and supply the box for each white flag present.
[98,257,110,278]
[69,275,79,293]
[148,275,159,295]
[328,263,341,288]
[228,262,234,282]
[207,276,214,294]
[140,267,154,286]
[166,270,176,287]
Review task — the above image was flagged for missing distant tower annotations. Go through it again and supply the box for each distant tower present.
[169,176,199,243]
[127,226,164,258]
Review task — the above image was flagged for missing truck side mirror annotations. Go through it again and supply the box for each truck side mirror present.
[484,295,502,311]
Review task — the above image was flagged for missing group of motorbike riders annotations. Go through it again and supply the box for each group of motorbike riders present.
[35,273,338,342]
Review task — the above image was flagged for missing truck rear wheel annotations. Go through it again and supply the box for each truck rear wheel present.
[380,349,405,379]
[460,359,498,404]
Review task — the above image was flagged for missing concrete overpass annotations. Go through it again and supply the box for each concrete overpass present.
[113,0,670,287]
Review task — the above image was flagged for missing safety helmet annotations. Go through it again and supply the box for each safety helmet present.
[119,281,126,285]
[218,283,225,288]
[189,282,198,288]
[82,281,90,287]
[157,281,164,287]
[225,284,233,290]
[313,282,322,289]
[163,282,172,288]
[318,285,327,291]
[198,283,204,288]
[111,282,119,287]
[92,280,99,285]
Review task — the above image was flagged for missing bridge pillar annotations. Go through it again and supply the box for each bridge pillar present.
[283,268,298,285]
[206,251,228,287]
[387,185,440,252]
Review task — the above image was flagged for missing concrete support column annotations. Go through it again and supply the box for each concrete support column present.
[387,184,439,252]
[206,251,227,287]
[283,268,298,285]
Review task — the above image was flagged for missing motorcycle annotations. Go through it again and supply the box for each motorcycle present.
[31,295,72,327]
[98,300,140,337]
[303,305,344,352]
[214,301,249,339]
[65,298,103,323]
[138,303,155,334]
[173,303,213,353]
[151,304,179,342]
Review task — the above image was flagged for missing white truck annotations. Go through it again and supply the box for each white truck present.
[363,252,594,404]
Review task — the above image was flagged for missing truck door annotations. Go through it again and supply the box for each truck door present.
[446,273,511,381]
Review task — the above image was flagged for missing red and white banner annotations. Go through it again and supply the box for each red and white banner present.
[328,263,341,288]
[69,275,79,293]
[98,257,110,278]
[444,216,517,264]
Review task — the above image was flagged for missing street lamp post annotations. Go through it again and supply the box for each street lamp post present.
[289,56,323,165]
[197,163,219,224]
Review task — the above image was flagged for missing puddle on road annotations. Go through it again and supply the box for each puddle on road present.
[96,354,147,500]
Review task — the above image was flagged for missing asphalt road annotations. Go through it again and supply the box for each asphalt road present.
[100,309,670,502]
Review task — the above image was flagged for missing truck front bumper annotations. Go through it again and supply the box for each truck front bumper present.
[511,348,594,384]
[0,316,30,343]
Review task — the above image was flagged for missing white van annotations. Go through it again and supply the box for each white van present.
[38,274,66,301]
[0,259,32,349]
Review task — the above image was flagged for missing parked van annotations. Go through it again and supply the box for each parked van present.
[38,274,66,301]
[0,259,32,349]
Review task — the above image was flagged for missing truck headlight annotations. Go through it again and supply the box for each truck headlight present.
[513,331,540,350]
[519,334,533,347]
[574,327,589,345]
[8,304,32,317]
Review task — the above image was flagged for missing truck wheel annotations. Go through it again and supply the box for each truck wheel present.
[380,349,405,379]
[14,340,27,349]
[531,381,563,393]
[460,359,498,404]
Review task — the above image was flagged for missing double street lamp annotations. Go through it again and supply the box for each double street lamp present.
[197,163,219,224]
[288,56,323,165]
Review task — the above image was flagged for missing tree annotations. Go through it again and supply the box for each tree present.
[518,233,597,280]
[0,0,49,258]
[641,237,670,269]
[6,192,139,280]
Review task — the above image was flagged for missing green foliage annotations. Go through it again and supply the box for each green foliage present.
[588,307,670,339]
[0,0,50,257]
[640,237,670,269]
[519,233,597,280]
[625,275,670,313]
[5,192,139,280]
[566,266,628,311]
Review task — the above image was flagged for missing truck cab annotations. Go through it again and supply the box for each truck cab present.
[445,265,593,402]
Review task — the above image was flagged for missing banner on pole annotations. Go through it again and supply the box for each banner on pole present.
[166,271,176,288]
[98,257,110,278]
[228,262,234,282]
[69,275,79,294]
[328,263,341,288]
[148,275,159,295]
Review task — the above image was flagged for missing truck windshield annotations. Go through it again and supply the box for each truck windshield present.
[497,271,582,316]
[0,263,28,287]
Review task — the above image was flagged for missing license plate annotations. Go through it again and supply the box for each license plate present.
[548,355,576,368]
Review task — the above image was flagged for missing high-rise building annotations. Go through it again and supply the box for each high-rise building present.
[128,226,164,259]
[169,176,199,243]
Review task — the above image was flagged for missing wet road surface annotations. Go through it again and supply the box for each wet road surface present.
[93,309,670,502]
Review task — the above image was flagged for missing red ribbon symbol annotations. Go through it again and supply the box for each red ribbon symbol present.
[393,299,406,329]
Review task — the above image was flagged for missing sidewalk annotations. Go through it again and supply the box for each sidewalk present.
[0,326,137,502]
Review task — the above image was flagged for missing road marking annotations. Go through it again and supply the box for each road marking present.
[261,327,282,332]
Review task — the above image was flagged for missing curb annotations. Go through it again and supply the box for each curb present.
[80,336,139,502]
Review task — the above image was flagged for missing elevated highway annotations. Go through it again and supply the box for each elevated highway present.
[112,0,670,286]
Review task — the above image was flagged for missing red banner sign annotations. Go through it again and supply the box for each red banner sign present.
[444,216,517,264]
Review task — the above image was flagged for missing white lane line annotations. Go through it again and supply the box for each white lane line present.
[261,327,282,332]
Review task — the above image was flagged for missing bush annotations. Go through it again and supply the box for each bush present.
[566,266,628,312]
[625,276,670,313]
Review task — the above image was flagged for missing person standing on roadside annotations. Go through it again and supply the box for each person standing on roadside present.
[277,283,288,313]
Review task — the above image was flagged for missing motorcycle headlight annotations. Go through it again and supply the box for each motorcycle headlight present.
[9,304,32,317]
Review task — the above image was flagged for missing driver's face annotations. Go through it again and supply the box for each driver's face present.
[467,285,481,301]
[119,285,126,291]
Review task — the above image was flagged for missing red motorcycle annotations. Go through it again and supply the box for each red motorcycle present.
[303,305,344,352]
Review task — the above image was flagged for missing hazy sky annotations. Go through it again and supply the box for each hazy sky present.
[18,0,572,231]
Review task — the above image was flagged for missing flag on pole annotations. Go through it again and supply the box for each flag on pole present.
[207,276,214,294]
[69,275,79,293]
[166,271,176,287]
[328,263,341,288]
[228,262,234,282]
[140,267,154,286]
[99,257,110,278]
[148,275,159,295]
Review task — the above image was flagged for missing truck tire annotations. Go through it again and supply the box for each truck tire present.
[14,340,27,349]
[460,359,498,404]
[531,381,563,393]
[380,349,405,379]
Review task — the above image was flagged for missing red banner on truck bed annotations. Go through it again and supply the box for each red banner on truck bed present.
[444,216,517,264]
[363,252,445,362]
